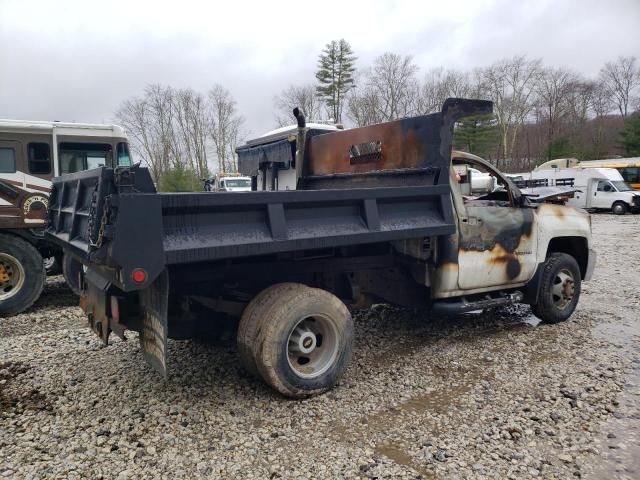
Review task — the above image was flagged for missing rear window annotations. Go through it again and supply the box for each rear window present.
[59,142,112,174]
[28,142,52,174]
[0,147,16,173]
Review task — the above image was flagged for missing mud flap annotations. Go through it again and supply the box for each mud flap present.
[139,269,169,377]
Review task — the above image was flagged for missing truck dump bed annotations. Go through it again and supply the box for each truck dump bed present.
[45,99,491,293]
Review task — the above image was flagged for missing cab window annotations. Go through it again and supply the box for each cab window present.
[59,142,112,174]
[117,142,132,167]
[28,143,52,174]
[0,147,16,173]
[597,181,614,192]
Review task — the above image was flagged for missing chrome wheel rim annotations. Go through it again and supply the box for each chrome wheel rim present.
[287,314,339,379]
[0,253,25,301]
[551,268,575,310]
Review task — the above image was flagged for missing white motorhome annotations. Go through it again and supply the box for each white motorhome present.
[518,167,640,214]
[0,119,131,316]
[0,119,131,203]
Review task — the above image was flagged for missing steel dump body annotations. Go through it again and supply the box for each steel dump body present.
[46,99,492,293]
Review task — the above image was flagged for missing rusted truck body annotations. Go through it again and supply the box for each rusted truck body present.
[0,119,131,316]
[45,99,595,398]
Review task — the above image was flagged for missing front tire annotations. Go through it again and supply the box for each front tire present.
[0,234,45,317]
[250,285,354,398]
[612,201,628,215]
[531,253,581,324]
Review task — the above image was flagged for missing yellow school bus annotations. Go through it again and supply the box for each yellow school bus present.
[579,158,640,190]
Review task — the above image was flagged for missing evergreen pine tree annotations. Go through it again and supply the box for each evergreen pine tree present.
[453,114,499,159]
[620,113,640,156]
[315,39,356,123]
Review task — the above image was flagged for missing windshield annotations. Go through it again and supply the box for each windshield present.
[59,142,112,173]
[224,179,251,188]
[612,181,634,192]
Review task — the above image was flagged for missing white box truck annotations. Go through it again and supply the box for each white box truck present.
[518,167,640,214]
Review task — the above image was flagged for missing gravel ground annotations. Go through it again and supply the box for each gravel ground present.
[1,214,639,480]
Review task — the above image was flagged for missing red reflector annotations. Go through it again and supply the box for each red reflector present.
[131,269,147,284]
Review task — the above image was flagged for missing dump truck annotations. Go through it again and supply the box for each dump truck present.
[45,99,595,398]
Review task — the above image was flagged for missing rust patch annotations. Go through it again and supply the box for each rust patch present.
[307,120,426,175]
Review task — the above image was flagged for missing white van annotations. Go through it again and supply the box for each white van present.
[519,167,640,214]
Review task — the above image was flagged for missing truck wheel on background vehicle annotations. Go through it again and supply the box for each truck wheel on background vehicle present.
[237,282,308,377]
[62,254,83,296]
[531,253,581,324]
[249,284,354,398]
[612,201,628,215]
[44,255,62,276]
[0,233,45,317]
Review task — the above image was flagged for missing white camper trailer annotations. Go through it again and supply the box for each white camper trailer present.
[236,123,341,191]
[519,167,640,214]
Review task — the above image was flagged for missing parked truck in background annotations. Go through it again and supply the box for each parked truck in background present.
[0,119,131,316]
[534,157,640,192]
[203,172,252,192]
[517,166,640,214]
[45,99,595,398]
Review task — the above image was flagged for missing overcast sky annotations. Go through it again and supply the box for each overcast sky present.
[1,0,639,137]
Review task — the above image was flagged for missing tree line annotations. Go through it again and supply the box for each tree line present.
[116,41,640,188]
[275,41,639,171]
[115,84,244,188]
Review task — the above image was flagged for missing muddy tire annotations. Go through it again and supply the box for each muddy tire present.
[62,254,83,296]
[0,234,45,317]
[531,253,581,324]
[612,201,627,215]
[253,285,354,398]
[238,283,308,377]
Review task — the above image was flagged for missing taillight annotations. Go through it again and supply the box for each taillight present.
[131,268,147,284]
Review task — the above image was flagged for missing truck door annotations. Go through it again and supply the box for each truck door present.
[592,180,616,209]
[453,167,538,291]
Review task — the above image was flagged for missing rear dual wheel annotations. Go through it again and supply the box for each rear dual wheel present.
[238,283,354,398]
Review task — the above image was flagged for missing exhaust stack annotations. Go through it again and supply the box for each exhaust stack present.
[293,107,306,185]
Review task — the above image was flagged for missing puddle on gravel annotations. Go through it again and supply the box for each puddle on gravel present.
[587,320,640,479]
[375,443,434,479]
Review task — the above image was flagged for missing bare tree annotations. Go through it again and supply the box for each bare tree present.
[534,67,577,158]
[480,56,542,164]
[565,79,594,128]
[416,68,471,114]
[599,56,639,117]
[116,96,161,178]
[115,84,182,179]
[346,81,385,127]
[208,84,245,173]
[367,53,419,121]
[274,84,325,126]
[172,88,209,177]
